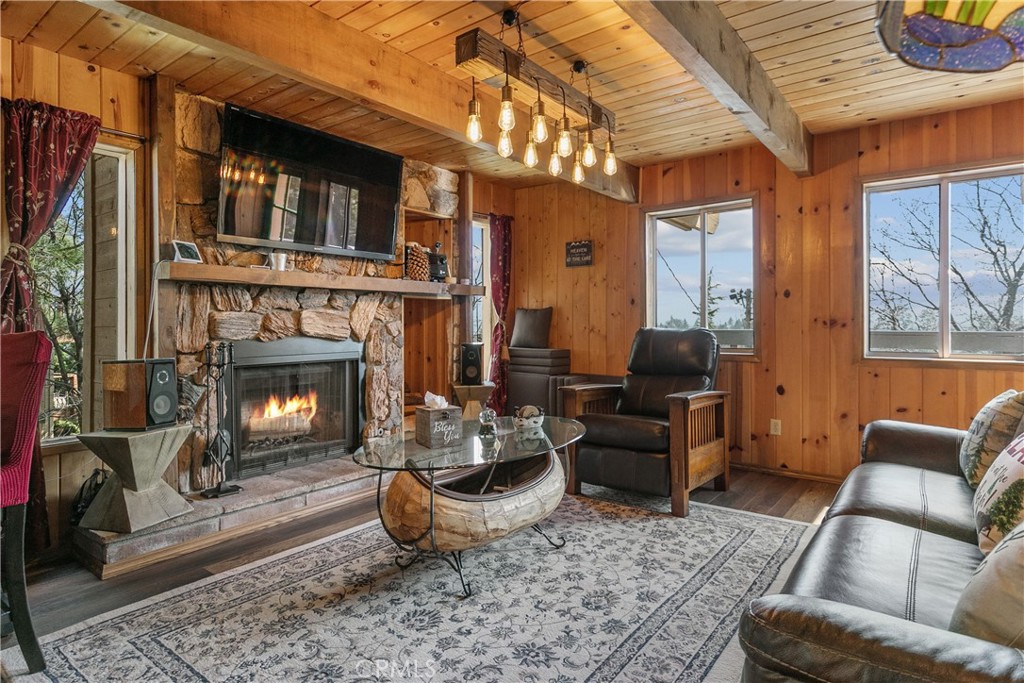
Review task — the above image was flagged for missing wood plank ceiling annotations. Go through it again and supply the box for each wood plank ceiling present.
[3,0,1022,187]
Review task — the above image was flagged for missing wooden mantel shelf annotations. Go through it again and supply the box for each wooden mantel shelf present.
[156,262,485,298]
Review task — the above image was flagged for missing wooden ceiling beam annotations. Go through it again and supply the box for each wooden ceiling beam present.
[84,0,639,202]
[615,0,813,177]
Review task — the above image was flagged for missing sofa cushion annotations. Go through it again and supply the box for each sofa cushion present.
[826,461,977,544]
[973,432,1024,554]
[959,389,1024,487]
[578,413,669,452]
[782,516,983,629]
[509,307,552,348]
[950,523,1024,647]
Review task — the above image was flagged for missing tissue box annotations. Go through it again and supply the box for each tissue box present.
[415,406,463,449]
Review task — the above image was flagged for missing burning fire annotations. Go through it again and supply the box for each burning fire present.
[254,390,318,421]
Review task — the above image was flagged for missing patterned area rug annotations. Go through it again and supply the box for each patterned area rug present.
[3,490,809,682]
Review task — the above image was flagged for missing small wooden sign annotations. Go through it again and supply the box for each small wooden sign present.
[565,240,593,268]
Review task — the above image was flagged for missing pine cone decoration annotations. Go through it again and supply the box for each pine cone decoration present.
[405,243,429,281]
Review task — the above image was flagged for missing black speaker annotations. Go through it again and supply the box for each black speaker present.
[102,359,178,430]
[460,342,483,386]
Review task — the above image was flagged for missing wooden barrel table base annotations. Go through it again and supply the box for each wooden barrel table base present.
[374,451,567,598]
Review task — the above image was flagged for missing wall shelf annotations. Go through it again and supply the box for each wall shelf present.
[156,262,484,298]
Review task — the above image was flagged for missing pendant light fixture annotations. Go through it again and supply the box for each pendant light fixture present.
[523,131,539,168]
[455,8,620,185]
[556,86,573,158]
[547,139,562,176]
[531,77,548,143]
[581,125,597,168]
[571,132,585,184]
[602,112,617,176]
[466,77,483,143]
[497,51,516,132]
[498,129,514,158]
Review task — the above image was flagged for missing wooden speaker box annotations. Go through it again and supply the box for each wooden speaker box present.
[102,359,178,430]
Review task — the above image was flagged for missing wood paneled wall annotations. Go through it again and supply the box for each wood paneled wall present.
[403,217,456,399]
[472,177,515,218]
[402,178,514,402]
[1,37,145,135]
[513,101,1024,481]
[2,38,147,548]
[511,184,645,376]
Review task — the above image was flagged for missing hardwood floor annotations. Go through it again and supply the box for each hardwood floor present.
[10,469,836,640]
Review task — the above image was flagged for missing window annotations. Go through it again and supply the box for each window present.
[647,199,756,352]
[865,166,1023,360]
[31,144,137,441]
[469,219,492,363]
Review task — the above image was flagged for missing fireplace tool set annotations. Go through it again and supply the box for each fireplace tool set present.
[201,341,242,498]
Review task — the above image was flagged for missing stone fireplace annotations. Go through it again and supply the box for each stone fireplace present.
[174,285,403,493]
[167,91,457,495]
[227,338,363,480]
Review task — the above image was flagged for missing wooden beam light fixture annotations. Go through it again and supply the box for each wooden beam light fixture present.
[456,7,620,177]
[454,10,614,133]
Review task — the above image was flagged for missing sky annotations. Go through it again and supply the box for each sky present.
[653,207,754,327]
[867,173,1023,335]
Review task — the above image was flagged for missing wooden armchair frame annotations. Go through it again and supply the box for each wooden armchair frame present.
[561,384,730,517]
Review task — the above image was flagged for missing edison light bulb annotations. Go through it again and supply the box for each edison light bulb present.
[556,117,573,158]
[523,136,539,168]
[531,102,548,143]
[572,152,585,184]
[498,85,515,131]
[581,131,597,167]
[466,100,482,143]
[498,129,514,158]
[603,140,617,175]
[548,142,562,176]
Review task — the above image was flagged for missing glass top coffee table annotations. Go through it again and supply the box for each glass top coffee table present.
[354,416,585,597]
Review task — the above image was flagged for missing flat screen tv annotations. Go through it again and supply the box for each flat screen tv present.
[217,104,402,261]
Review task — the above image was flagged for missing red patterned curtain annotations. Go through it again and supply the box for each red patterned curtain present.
[2,98,100,554]
[2,98,100,332]
[486,213,513,414]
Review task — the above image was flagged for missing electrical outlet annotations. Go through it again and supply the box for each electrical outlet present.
[769,419,783,436]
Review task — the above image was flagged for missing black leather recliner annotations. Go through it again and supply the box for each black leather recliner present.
[562,328,729,517]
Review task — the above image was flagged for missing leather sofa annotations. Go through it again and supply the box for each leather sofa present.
[739,420,1024,682]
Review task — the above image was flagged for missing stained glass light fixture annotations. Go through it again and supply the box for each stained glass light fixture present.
[877,0,1024,72]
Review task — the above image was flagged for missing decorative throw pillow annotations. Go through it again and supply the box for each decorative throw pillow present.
[974,432,1024,554]
[949,522,1024,647]
[509,307,553,348]
[959,389,1024,487]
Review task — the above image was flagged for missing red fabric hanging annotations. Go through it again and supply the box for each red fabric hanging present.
[486,213,513,415]
[2,98,100,332]
[2,98,101,554]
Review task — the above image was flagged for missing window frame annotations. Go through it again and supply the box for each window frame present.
[862,163,1023,363]
[469,217,493,368]
[39,140,139,449]
[644,194,759,357]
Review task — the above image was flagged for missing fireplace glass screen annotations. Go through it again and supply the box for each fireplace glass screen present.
[233,359,356,478]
